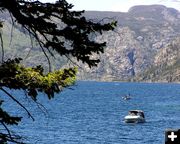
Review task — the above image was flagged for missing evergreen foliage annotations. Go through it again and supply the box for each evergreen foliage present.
[0,0,116,143]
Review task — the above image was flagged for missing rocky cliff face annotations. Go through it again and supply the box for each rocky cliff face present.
[77,5,180,82]
[1,5,180,82]
[136,37,180,82]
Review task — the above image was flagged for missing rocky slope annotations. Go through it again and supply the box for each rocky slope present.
[78,5,180,82]
[135,37,180,82]
[1,5,180,82]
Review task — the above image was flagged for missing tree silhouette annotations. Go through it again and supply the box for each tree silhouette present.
[0,0,116,143]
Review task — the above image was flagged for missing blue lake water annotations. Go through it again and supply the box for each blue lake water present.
[2,81,180,144]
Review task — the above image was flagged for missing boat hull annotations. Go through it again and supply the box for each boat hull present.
[124,115,145,123]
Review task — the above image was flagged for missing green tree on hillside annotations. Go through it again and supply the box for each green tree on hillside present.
[0,0,116,143]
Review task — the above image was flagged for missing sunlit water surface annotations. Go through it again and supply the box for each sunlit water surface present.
[3,81,180,144]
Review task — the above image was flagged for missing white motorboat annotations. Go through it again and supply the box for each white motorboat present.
[124,110,145,123]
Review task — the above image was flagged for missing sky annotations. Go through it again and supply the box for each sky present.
[39,0,180,12]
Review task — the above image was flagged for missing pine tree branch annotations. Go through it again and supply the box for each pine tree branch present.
[0,120,12,140]
[0,87,35,121]
[0,32,4,63]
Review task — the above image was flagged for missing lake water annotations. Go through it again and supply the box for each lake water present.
[3,81,180,144]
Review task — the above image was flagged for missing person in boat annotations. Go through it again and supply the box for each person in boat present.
[140,112,145,118]
[130,110,145,118]
[129,111,137,116]
[122,93,131,100]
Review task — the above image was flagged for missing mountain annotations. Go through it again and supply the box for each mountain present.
[135,37,180,82]
[78,5,180,82]
[0,5,180,82]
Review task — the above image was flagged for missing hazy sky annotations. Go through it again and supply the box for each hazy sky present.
[39,0,180,12]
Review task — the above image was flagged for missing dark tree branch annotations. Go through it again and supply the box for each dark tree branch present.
[0,0,116,143]
[0,120,12,141]
[23,90,49,117]
[23,25,52,72]
[9,12,15,47]
[0,0,116,67]
[0,32,4,63]
[0,87,35,121]
[23,33,34,60]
